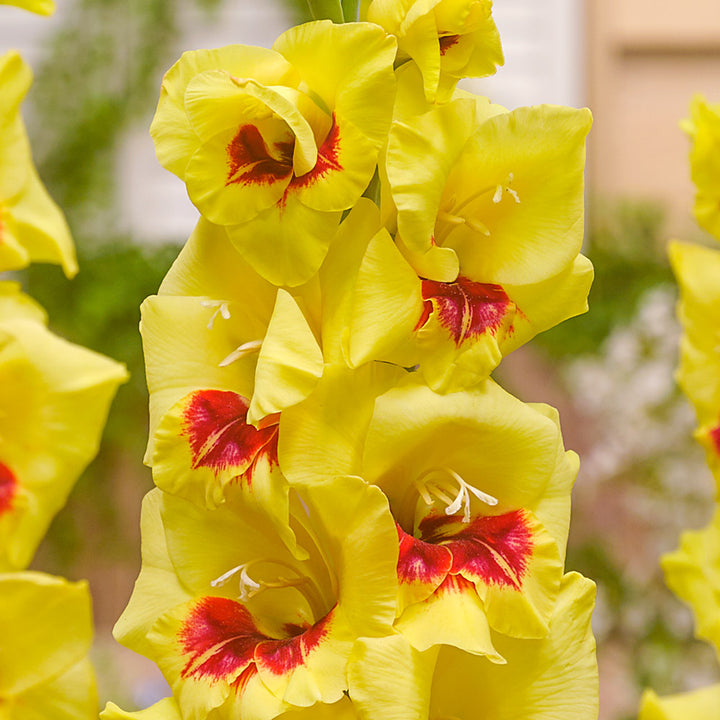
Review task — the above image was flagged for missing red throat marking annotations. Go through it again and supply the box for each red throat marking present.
[439,34,461,55]
[709,422,720,455]
[226,124,294,187]
[416,276,513,347]
[0,462,17,515]
[394,510,534,593]
[286,115,343,193]
[179,596,332,687]
[396,523,452,585]
[181,390,278,481]
[420,510,534,589]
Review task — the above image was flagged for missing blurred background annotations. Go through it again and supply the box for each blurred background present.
[1,1,719,717]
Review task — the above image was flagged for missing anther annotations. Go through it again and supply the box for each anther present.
[415,467,498,523]
[201,300,231,330]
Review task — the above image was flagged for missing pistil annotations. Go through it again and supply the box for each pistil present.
[219,339,263,367]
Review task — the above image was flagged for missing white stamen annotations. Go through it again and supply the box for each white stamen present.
[201,300,231,330]
[209,557,326,612]
[219,339,263,367]
[210,563,262,601]
[506,187,521,204]
[415,467,498,523]
[492,173,521,205]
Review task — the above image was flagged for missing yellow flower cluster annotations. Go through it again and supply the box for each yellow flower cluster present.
[0,11,127,715]
[107,3,598,718]
[639,97,720,719]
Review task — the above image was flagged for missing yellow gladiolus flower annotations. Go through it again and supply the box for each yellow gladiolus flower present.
[639,685,720,720]
[683,95,720,241]
[0,572,97,719]
[359,380,576,653]
[386,64,591,288]
[349,572,598,720]
[0,51,76,276]
[366,0,503,102]
[661,506,720,659]
[142,207,402,513]
[114,480,398,720]
[141,220,319,509]
[343,208,593,391]
[150,21,396,286]
[669,241,720,492]
[0,286,128,570]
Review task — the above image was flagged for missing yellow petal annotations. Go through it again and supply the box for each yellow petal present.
[347,227,424,369]
[440,104,592,285]
[317,198,383,365]
[273,21,396,154]
[11,659,97,720]
[0,320,127,570]
[348,634,437,720]
[0,51,77,277]
[639,685,720,720]
[279,362,403,485]
[351,573,597,720]
[387,64,480,256]
[661,506,720,659]
[395,574,502,659]
[429,572,597,720]
[248,289,324,426]
[227,195,342,287]
[0,281,46,324]
[113,490,190,660]
[102,698,182,720]
[0,572,93,697]
[0,0,54,14]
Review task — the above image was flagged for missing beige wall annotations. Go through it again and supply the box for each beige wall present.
[587,0,720,237]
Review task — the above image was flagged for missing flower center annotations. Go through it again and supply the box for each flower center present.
[416,276,513,347]
[437,174,520,242]
[210,557,328,622]
[414,467,498,523]
[225,123,294,188]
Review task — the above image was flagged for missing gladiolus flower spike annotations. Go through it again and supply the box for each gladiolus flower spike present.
[113,5,600,719]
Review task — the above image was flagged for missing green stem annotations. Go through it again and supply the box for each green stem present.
[341,0,360,22]
[306,0,345,22]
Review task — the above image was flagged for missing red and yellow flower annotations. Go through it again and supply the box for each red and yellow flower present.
[150,21,396,286]
[114,478,398,720]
